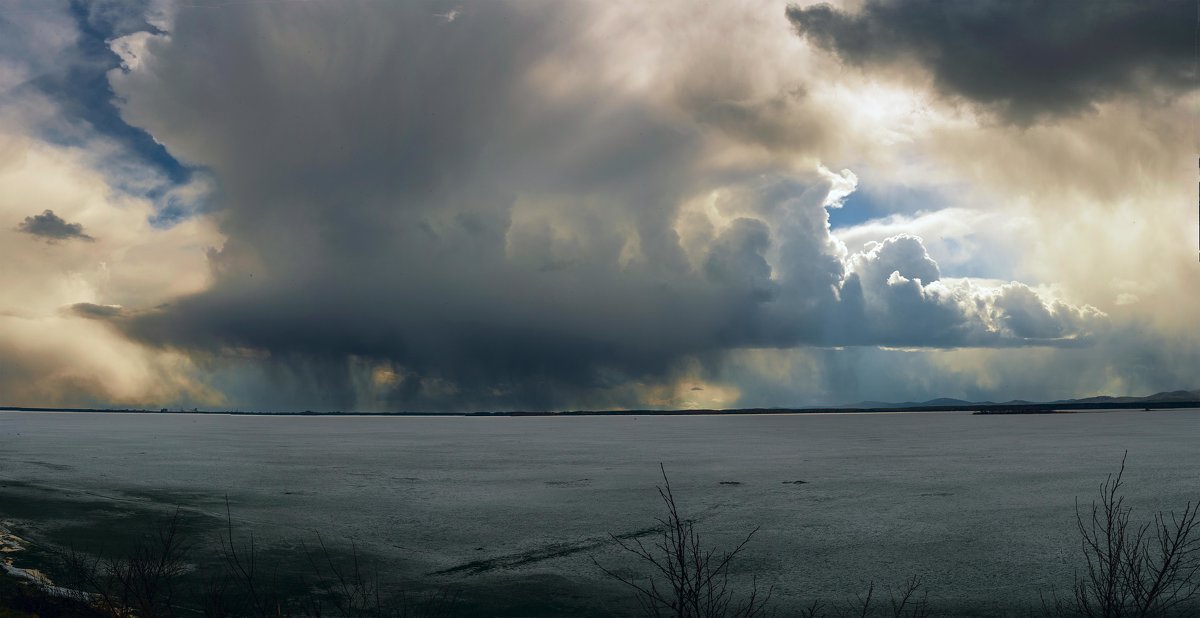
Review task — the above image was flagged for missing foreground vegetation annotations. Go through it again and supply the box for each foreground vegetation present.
[1,456,1196,617]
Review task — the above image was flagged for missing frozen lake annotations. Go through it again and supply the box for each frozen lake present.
[1,409,1198,615]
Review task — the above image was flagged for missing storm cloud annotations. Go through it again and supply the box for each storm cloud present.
[787,0,1195,122]
[87,1,1106,410]
[0,0,1190,411]
[16,209,94,242]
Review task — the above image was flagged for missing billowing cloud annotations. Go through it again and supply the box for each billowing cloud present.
[0,0,1190,411]
[787,0,1194,123]
[834,235,1103,348]
[16,209,94,242]
[74,1,1101,411]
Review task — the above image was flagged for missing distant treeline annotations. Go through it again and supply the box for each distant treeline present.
[3,401,1199,417]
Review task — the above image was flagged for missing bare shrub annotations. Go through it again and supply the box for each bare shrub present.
[595,463,771,618]
[209,499,287,617]
[1044,453,1200,617]
[58,509,191,618]
[829,577,931,618]
[208,500,457,618]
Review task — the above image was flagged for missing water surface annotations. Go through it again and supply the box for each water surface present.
[1,409,1197,615]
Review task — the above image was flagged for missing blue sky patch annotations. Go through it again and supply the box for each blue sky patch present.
[829,182,950,229]
[4,1,198,226]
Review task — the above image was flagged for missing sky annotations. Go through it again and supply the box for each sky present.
[0,0,1196,412]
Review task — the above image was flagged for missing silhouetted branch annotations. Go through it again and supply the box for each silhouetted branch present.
[595,463,771,617]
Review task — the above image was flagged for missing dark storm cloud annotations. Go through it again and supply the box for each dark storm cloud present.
[70,303,125,319]
[105,1,1103,410]
[787,0,1196,122]
[16,209,93,242]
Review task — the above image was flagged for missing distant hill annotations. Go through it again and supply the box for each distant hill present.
[3,390,1198,417]
[1052,390,1200,405]
[842,390,1200,410]
[845,397,978,409]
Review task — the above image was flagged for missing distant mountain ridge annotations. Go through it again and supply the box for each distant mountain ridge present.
[3,390,1198,417]
[841,389,1200,410]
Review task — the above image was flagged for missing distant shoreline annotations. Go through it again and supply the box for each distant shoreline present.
[2,401,1197,417]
